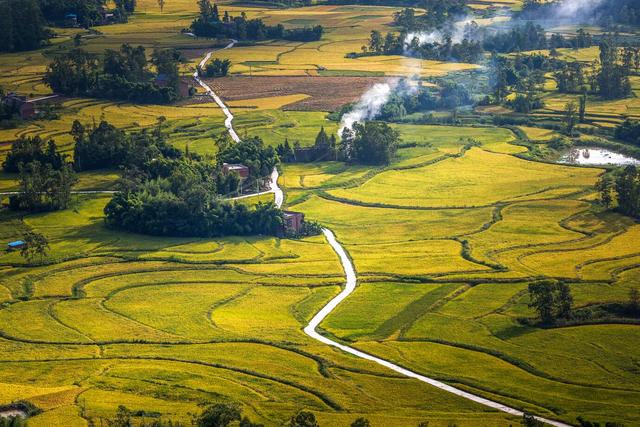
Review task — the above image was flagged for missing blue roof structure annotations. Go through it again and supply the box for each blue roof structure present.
[7,240,25,248]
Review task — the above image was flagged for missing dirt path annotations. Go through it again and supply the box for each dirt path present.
[195,46,570,427]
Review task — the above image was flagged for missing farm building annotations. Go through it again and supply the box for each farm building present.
[7,241,26,251]
[63,13,78,27]
[223,163,250,180]
[2,93,35,119]
[283,211,305,234]
[1,93,59,119]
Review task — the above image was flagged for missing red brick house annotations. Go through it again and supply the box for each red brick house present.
[223,163,250,180]
[283,211,305,234]
[19,101,36,119]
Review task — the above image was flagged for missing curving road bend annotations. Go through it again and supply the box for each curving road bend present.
[194,45,569,427]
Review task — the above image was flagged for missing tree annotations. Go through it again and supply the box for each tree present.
[578,92,587,123]
[343,121,400,165]
[158,0,165,12]
[11,161,77,212]
[0,0,51,53]
[3,136,66,173]
[194,403,241,427]
[629,288,639,314]
[217,136,278,178]
[368,30,383,53]
[204,59,232,77]
[556,282,573,319]
[290,411,319,427]
[528,280,556,324]
[563,101,578,135]
[108,405,132,427]
[614,165,640,218]
[19,231,50,264]
[239,417,263,427]
[351,418,370,427]
[522,413,544,427]
[596,39,632,100]
[596,174,614,209]
[528,280,573,324]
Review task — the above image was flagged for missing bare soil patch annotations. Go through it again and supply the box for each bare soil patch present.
[203,76,385,111]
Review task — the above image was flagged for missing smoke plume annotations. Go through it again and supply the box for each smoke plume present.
[339,79,399,134]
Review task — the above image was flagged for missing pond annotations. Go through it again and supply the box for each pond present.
[559,147,640,166]
[0,408,27,418]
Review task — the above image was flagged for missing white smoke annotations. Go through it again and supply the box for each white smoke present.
[339,78,422,134]
[339,79,399,134]
[404,15,476,50]
[554,0,605,20]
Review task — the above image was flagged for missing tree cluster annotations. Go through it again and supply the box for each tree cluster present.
[44,45,185,104]
[71,119,184,172]
[200,59,232,78]
[611,166,640,219]
[2,135,75,212]
[364,30,483,63]
[191,2,323,42]
[596,39,633,100]
[276,127,337,163]
[528,280,573,324]
[615,119,640,147]
[393,1,467,32]
[9,159,77,212]
[217,136,279,180]
[3,136,66,173]
[340,121,400,165]
[104,128,282,238]
[0,0,52,52]
[521,0,640,27]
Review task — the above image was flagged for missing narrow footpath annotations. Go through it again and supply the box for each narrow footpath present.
[194,44,570,427]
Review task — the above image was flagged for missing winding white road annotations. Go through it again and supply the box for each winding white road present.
[194,44,569,427]
[194,40,241,143]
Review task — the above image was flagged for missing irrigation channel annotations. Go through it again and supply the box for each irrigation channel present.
[195,44,570,427]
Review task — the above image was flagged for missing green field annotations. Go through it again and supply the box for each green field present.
[1,0,640,425]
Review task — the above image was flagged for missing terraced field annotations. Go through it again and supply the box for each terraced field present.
[1,0,640,425]
[285,125,640,425]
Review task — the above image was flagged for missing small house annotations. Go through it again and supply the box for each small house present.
[178,79,192,98]
[63,13,78,27]
[154,74,171,88]
[19,101,36,119]
[7,241,26,251]
[223,163,250,180]
[283,211,305,234]
[2,93,35,119]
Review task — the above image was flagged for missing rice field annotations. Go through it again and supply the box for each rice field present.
[1,0,640,425]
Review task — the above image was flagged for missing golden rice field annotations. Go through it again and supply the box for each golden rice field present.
[1,0,640,425]
[1,120,639,425]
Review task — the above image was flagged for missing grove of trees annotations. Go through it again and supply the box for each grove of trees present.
[192,1,323,41]
[44,44,184,104]
[528,280,573,324]
[340,121,400,165]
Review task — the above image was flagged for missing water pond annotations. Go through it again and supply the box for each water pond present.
[559,147,640,166]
